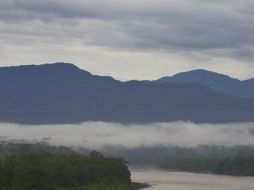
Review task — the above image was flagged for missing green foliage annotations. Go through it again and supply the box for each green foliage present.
[0,153,131,190]
[0,143,75,157]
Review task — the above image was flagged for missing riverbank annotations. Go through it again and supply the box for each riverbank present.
[132,182,151,189]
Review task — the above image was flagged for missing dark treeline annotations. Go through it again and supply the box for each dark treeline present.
[0,142,75,157]
[156,145,254,177]
[2,142,254,182]
[156,154,254,176]
[0,143,138,190]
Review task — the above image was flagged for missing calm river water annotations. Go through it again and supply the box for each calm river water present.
[131,169,254,190]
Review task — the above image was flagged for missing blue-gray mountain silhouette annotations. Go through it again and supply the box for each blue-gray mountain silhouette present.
[1,63,254,124]
[157,69,254,100]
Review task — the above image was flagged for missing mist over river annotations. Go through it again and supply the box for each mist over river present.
[131,169,254,190]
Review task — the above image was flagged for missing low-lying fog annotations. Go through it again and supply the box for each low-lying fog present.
[1,122,254,148]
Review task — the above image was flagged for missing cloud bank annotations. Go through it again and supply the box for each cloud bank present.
[1,122,254,149]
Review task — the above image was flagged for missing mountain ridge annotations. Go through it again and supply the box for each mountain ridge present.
[156,69,254,100]
[1,63,254,124]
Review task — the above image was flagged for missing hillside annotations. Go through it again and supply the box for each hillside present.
[0,63,254,124]
[157,69,254,100]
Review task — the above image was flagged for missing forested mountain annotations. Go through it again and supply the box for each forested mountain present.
[1,63,254,124]
[157,69,254,100]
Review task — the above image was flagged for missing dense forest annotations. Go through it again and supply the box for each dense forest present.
[156,146,254,176]
[156,154,254,176]
[2,142,254,189]
[0,143,145,190]
[0,142,75,157]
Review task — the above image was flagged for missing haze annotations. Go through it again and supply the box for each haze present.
[1,122,254,149]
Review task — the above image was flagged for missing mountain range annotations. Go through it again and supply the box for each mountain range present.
[0,63,254,124]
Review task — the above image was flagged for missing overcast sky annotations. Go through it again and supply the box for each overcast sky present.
[1,0,254,80]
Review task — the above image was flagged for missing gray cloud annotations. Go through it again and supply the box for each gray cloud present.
[1,122,254,149]
[1,0,254,51]
[1,0,254,79]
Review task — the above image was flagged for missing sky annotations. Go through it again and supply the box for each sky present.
[1,0,254,81]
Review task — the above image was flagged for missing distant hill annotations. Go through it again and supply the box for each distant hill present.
[157,69,254,100]
[0,63,254,124]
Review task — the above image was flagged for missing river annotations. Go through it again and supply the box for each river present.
[131,169,254,190]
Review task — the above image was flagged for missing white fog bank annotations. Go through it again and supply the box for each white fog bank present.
[0,122,254,149]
